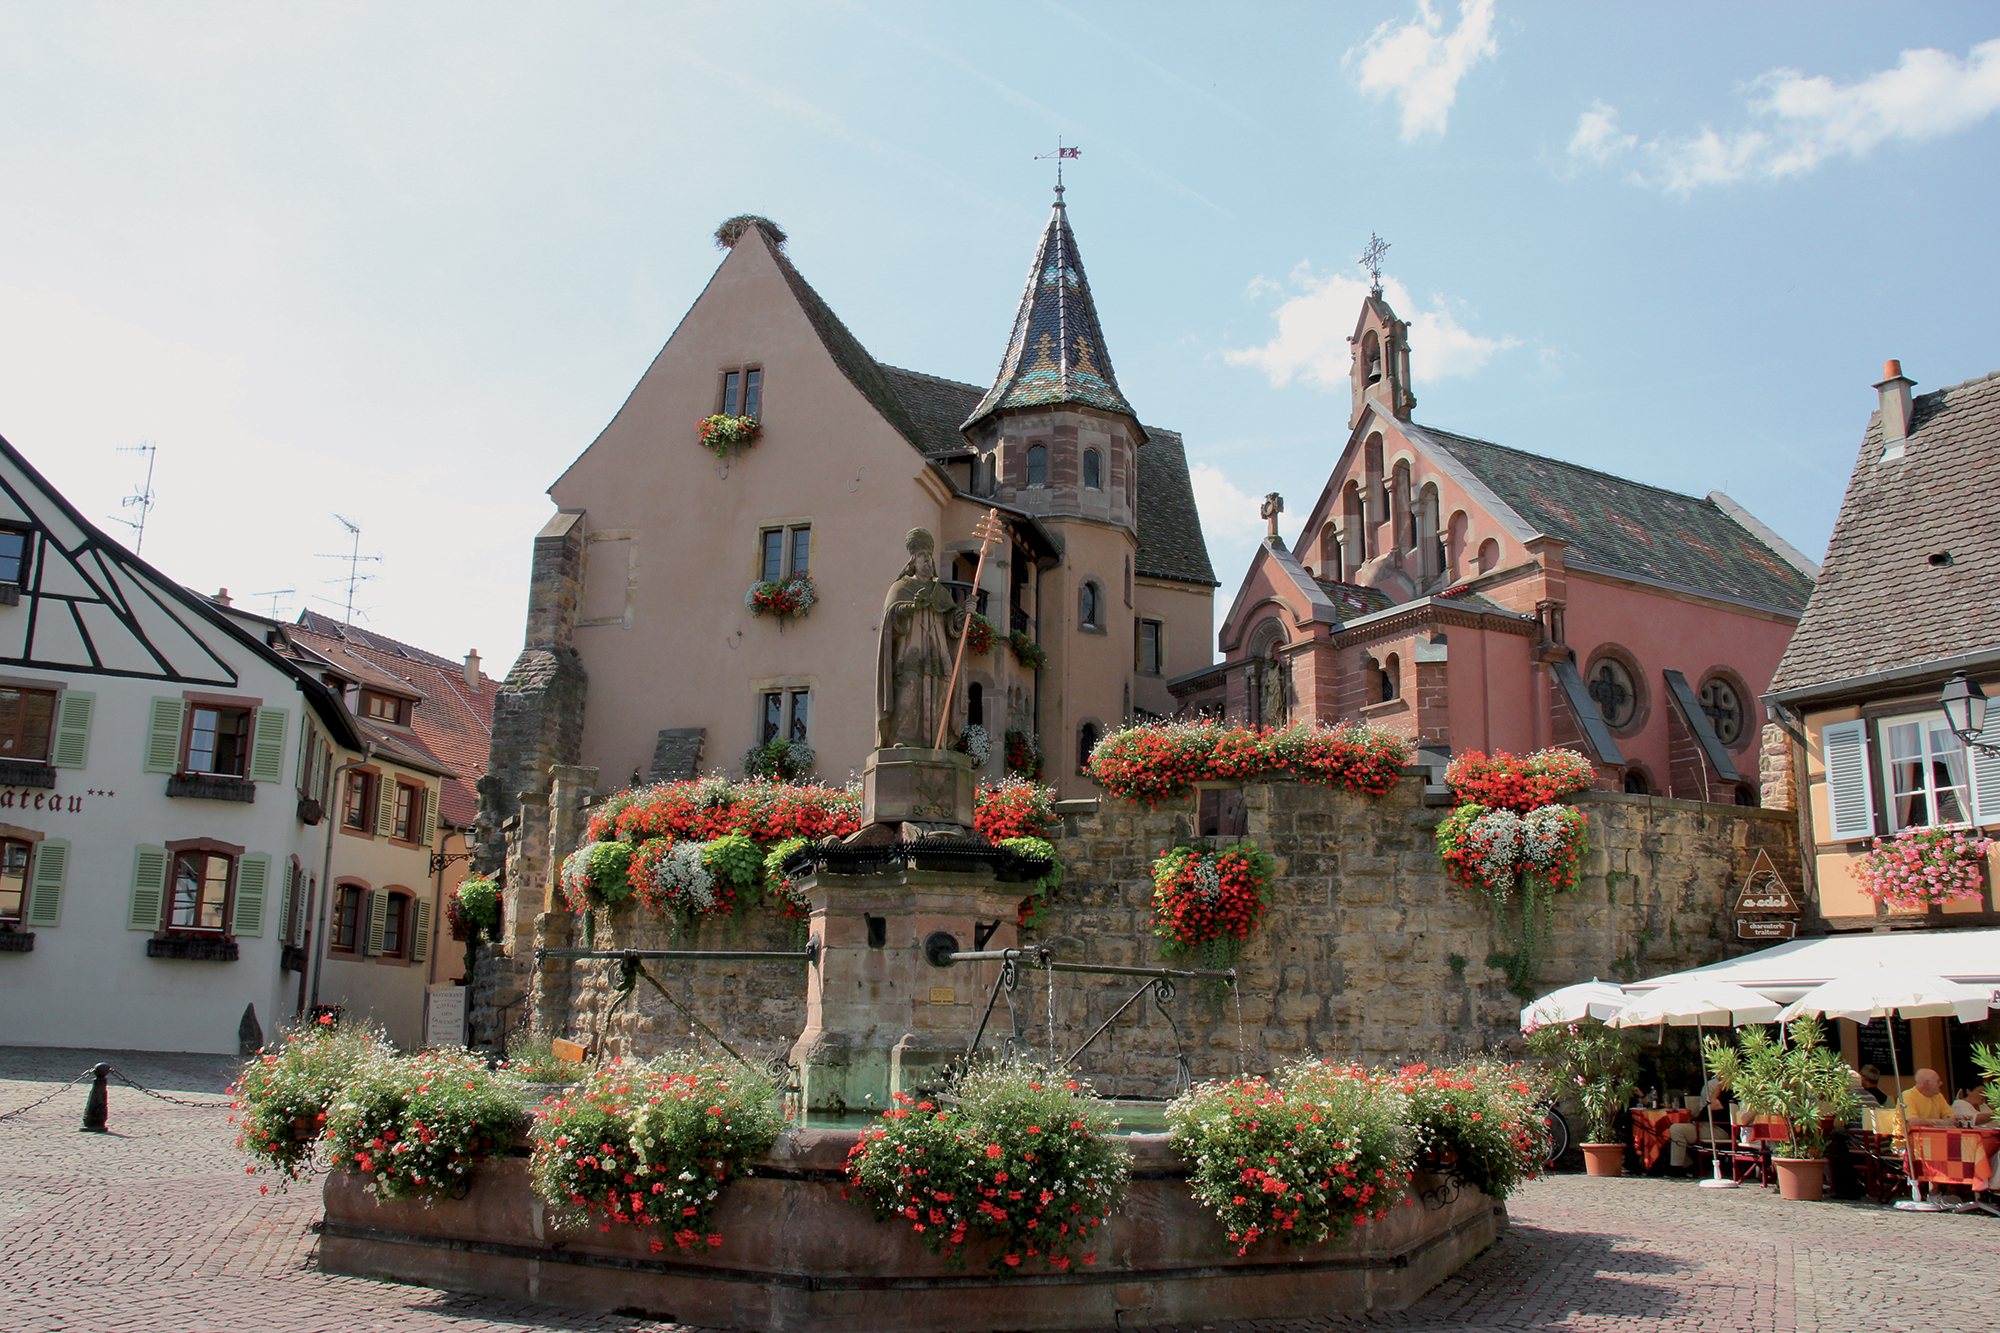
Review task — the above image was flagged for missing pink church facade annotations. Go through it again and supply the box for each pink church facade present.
[1187,289,1817,802]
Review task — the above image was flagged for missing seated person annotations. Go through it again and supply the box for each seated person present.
[1950,1084,1992,1126]
[1901,1068,1955,1125]
[1856,1065,1890,1106]
[1668,1074,1733,1169]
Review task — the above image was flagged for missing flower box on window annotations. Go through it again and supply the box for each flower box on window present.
[1007,630,1048,672]
[0,930,34,954]
[697,413,761,460]
[745,575,816,623]
[0,759,53,789]
[147,935,240,962]
[167,773,257,803]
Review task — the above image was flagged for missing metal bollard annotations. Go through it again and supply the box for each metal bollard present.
[80,1063,111,1133]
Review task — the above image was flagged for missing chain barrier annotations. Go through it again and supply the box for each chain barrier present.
[0,1068,94,1125]
[0,1063,233,1128]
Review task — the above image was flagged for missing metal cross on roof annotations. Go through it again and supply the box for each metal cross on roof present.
[1360,232,1391,293]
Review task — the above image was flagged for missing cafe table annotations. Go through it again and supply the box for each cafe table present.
[1906,1124,2000,1193]
[1629,1107,1693,1171]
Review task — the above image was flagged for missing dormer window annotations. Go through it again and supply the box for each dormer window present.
[359,691,412,726]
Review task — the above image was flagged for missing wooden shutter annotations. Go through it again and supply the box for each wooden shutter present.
[420,787,438,844]
[411,898,432,964]
[365,889,389,956]
[1970,734,2000,826]
[375,774,396,837]
[25,838,67,927]
[51,693,94,769]
[231,853,271,937]
[143,698,185,774]
[1822,719,1876,841]
[129,845,169,930]
[249,707,288,783]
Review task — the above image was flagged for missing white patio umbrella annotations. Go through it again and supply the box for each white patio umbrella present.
[1776,967,1995,1211]
[1521,979,1628,1031]
[1611,978,1782,1189]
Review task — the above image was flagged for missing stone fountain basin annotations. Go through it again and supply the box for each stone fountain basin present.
[320,1127,1503,1333]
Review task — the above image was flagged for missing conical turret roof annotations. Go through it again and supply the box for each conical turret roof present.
[964,189,1136,431]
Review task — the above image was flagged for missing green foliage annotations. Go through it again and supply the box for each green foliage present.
[1170,1060,1409,1255]
[1703,1016,1859,1159]
[528,1053,784,1247]
[1390,1061,1548,1202]
[453,876,502,941]
[846,1059,1130,1273]
[504,1029,589,1085]
[1524,1018,1638,1144]
[998,835,1062,927]
[323,1048,525,1203]
[559,840,634,912]
[763,836,813,919]
[230,1017,391,1182]
[742,737,815,780]
[1447,952,1468,978]
[1972,1042,2000,1097]
[702,832,765,895]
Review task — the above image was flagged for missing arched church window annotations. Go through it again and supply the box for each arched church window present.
[1380,653,1401,702]
[1476,538,1500,573]
[1079,580,1101,630]
[1025,445,1047,487]
[1083,448,1102,490]
[1320,523,1342,582]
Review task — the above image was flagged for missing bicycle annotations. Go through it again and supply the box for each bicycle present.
[1540,1100,1571,1167]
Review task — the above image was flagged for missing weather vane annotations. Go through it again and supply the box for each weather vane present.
[1034,136,1081,194]
[1360,232,1391,294]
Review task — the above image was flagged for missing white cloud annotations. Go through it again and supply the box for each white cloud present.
[1567,100,1636,166]
[1348,0,1498,141]
[1574,39,2000,193]
[1224,266,1518,390]
[1189,461,1270,546]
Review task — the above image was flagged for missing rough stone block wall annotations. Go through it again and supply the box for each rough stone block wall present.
[1759,720,1795,812]
[521,774,1795,1100]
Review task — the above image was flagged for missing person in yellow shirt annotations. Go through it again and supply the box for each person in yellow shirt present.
[1901,1068,1955,1124]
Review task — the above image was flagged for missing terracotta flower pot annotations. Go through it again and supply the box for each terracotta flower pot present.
[1580,1142,1624,1177]
[1772,1156,1826,1201]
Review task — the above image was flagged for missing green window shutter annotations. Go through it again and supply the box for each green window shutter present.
[26,838,68,927]
[231,853,271,937]
[1970,736,2000,826]
[420,786,438,844]
[51,693,95,769]
[1822,719,1876,841]
[276,861,295,945]
[376,775,397,837]
[365,889,389,956]
[249,706,288,783]
[410,898,431,964]
[129,845,169,931]
[143,698,185,774]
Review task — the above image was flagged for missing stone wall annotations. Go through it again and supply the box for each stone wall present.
[521,773,1796,1098]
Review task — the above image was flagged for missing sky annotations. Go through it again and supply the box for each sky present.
[3,2,1997,669]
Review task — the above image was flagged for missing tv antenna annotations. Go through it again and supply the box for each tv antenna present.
[250,588,295,619]
[314,514,381,625]
[109,443,159,554]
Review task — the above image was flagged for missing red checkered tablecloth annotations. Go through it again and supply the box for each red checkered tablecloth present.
[1908,1126,1999,1191]
[1630,1108,1693,1169]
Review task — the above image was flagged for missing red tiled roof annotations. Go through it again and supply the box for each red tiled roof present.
[289,612,497,828]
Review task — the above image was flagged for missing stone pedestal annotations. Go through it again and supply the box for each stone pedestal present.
[861,748,974,829]
[790,863,1020,1114]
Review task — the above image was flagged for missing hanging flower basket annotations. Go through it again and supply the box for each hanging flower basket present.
[1085,720,1409,807]
[1008,630,1048,671]
[1442,748,1595,812]
[745,575,815,623]
[1151,842,1275,967]
[697,413,761,460]
[559,841,634,913]
[1854,826,1992,910]
[963,613,995,656]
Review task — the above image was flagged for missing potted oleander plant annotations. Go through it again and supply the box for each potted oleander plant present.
[1526,1018,1637,1176]
[1703,1016,1858,1202]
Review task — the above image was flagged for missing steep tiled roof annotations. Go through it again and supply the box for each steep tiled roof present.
[880,366,982,456]
[1770,369,2000,696]
[1417,426,1815,614]
[963,195,1137,431]
[292,611,498,828]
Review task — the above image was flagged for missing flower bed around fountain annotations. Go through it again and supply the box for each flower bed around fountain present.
[319,1128,1504,1333]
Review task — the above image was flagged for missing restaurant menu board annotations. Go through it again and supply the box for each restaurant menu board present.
[1856,1016,1914,1074]
[424,985,468,1049]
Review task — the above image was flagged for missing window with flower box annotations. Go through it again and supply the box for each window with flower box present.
[169,848,234,933]
[1821,709,2000,841]
[719,367,763,418]
[146,696,288,795]
[0,687,55,763]
[129,840,269,949]
[759,524,810,582]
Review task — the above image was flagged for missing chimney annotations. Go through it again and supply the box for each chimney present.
[1875,359,1915,461]
[463,649,482,691]
[213,587,232,607]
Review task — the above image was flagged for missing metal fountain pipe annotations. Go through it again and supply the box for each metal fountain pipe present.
[535,944,818,964]
[944,946,1236,983]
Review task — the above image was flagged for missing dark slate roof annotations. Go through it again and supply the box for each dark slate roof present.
[874,366,1215,587]
[1418,426,1815,613]
[963,195,1136,431]
[1770,369,2000,696]
[1312,579,1395,618]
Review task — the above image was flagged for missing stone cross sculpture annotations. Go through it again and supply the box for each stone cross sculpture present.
[1261,491,1284,543]
[875,528,964,749]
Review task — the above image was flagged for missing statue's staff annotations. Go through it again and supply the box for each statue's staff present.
[934,508,1007,750]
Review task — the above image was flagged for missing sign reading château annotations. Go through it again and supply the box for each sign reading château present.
[0,788,91,814]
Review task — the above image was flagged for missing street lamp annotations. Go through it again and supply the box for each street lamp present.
[1940,671,1997,756]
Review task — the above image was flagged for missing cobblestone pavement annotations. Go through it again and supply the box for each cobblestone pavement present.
[0,1049,1989,1332]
